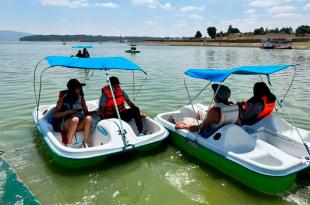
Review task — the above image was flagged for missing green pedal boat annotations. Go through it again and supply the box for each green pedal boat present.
[155,64,310,194]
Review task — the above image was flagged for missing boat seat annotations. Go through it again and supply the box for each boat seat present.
[229,140,303,174]
[280,129,310,142]
[196,124,256,155]
[243,115,291,134]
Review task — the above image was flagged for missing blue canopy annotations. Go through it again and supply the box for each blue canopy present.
[44,56,145,72]
[185,64,294,82]
[72,45,93,48]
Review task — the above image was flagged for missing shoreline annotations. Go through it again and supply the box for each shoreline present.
[140,41,310,50]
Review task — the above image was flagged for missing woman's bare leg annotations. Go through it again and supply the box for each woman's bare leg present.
[63,117,79,144]
[77,116,92,143]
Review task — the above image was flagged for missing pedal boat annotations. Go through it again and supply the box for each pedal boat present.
[32,56,168,168]
[125,44,140,54]
[155,64,310,194]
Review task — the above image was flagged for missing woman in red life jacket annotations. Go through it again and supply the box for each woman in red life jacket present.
[98,76,145,136]
[240,82,276,125]
[52,79,92,148]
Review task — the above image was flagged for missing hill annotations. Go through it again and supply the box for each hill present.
[0,30,32,41]
[19,34,162,42]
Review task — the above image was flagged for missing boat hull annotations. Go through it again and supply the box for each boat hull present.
[35,126,165,168]
[125,50,140,53]
[168,130,297,194]
[32,101,169,169]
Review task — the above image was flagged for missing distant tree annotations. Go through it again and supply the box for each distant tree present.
[280,27,293,34]
[194,30,203,38]
[253,27,265,35]
[295,25,310,36]
[269,28,280,33]
[207,27,217,39]
[216,31,224,38]
[227,25,240,34]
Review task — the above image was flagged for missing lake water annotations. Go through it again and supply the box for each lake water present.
[0,41,309,205]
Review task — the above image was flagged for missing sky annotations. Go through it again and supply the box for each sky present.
[0,0,309,37]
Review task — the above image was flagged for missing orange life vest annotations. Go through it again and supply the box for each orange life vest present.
[256,96,275,119]
[102,85,126,117]
[244,95,275,120]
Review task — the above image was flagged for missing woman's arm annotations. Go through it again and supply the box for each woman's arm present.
[81,97,89,114]
[241,101,263,121]
[53,99,75,118]
[125,98,136,108]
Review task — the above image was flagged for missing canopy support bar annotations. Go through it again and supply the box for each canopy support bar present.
[36,66,52,124]
[195,82,222,140]
[266,66,310,156]
[132,70,135,101]
[105,72,128,149]
[188,81,211,104]
[33,58,46,109]
[184,78,200,129]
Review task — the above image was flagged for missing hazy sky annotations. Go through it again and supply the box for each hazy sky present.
[1,0,309,36]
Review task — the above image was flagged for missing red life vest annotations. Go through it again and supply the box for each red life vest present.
[256,96,275,119]
[102,85,126,117]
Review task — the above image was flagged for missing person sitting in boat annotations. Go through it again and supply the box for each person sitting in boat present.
[52,79,92,148]
[82,48,90,58]
[175,84,239,137]
[75,50,84,58]
[98,76,146,136]
[239,82,276,125]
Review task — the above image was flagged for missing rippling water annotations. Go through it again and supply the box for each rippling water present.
[0,41,309,205]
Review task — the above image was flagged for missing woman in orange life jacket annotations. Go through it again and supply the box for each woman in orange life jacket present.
[239,82,276,125]
[175,84,240,137]
[52,79,92,148]
[98,76,145,136]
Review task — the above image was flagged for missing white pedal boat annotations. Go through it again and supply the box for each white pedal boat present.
[32,56,168,168]
[155,64,310,194]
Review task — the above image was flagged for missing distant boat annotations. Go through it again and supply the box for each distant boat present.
[72,44,93,57]
[125,44,141,54]
[261,38,292,49]
[62,42,66,45]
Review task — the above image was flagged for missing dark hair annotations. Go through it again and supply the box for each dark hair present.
[215,96,229,104]
[66,79,84,103]
[253,82,276,103]
[109,76,120,86]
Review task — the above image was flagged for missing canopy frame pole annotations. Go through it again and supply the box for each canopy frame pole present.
[105,72,128,149]
[184,78,200,127]
[279,65,296,107]
[188,81,212,104]
[258,74,264,82]
[36,66,52,124]
[195,82,222,140]
[266,67,310,156]
[132,70,135,101]
[135,75,148,97]
[33,58,46,108]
